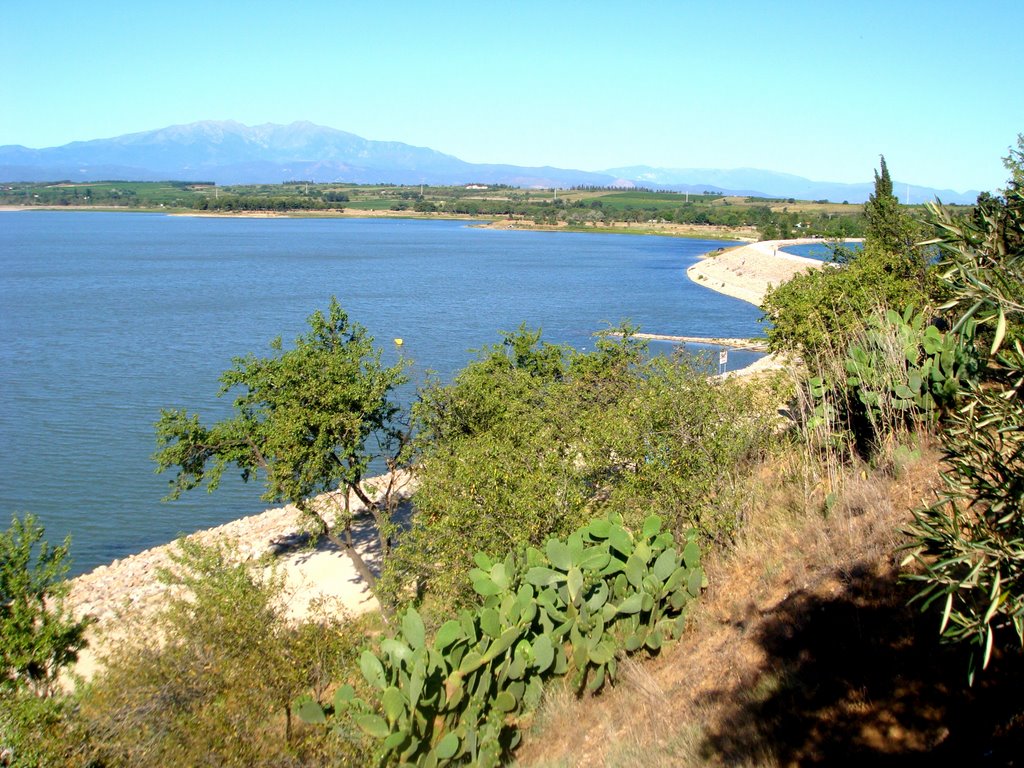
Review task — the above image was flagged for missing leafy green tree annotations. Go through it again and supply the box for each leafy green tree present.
[154,299,409,614]
[762,157,932,360]
[864,155,930,280]
[865,157,898,247]
[0,513,88,698]
[412,323,569,447]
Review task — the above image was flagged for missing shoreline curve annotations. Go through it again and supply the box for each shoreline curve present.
[687,238,859,307]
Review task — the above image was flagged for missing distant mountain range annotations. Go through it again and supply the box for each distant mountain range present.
[0,120,981,204]
[602,166,978,206]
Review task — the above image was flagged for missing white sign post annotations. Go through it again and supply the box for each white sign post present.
[719,348,728,374]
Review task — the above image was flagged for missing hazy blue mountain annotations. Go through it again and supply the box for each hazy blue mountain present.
[603,165,981,205]
[0,121,981,204]
[0,120,619,188]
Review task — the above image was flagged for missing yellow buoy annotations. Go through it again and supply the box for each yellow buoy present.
[394,338,404,346]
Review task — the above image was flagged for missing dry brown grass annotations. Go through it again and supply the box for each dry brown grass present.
[511,440,1024,767]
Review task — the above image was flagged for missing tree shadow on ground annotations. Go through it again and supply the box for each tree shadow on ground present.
[700,562,1024,766]
[269,495,416,570]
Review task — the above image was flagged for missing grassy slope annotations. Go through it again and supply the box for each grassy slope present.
[512,440,1024,767]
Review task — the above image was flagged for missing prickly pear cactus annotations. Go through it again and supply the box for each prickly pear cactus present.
[296,513,705,766]
[844,307,976,422]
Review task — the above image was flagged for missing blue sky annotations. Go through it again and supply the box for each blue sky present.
[2,0,1020,192]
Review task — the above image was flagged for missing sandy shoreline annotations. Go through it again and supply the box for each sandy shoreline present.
[686,238,854,306]
[681,238,860,376]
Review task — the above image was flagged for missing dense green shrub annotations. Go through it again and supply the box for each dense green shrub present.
[905,166,1024,681]
[0,514,91,767]
[761,235,936,361]
[0,513,89,699]
[0,692,96,768]
[81,539,369,767]
[387,327,775,613]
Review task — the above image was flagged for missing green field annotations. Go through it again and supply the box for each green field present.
[582,190,719,210]
[0,180,203,208]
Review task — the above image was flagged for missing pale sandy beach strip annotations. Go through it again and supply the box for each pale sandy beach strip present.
[686,238,846,306]
[685,238,863,374]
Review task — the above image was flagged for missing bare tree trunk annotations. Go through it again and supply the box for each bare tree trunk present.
[301,498,395,625]
[325,524,394,619]
[347,472,399,563]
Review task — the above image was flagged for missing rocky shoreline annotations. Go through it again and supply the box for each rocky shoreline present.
[64,472,415,681]
[67,503,307,625]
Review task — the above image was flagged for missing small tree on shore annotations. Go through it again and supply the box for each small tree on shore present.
[761,156,931,359]
[1,513,89,698]
[154,298,409,618]
[863,155,929,282]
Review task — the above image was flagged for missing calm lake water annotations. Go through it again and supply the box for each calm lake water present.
[0,212,762,575]
[781,240,864,261]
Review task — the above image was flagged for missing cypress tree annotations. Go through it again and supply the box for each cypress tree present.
[864,155,923,279]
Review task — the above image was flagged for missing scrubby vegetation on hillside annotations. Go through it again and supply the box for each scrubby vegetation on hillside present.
[3,141,1023,766]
